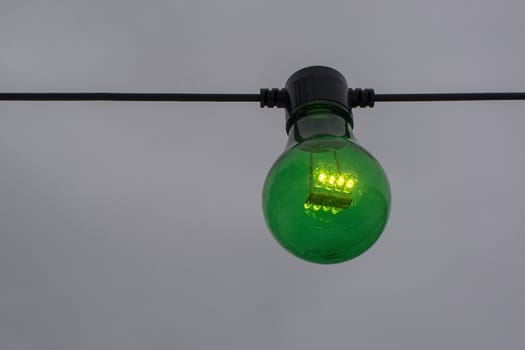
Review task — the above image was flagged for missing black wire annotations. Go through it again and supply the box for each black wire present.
[0,92,261,102]
[2,91,525,105]
[374,92,525,102]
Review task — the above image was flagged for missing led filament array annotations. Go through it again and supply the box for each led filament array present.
[315,172,355,193]
[304,152,356,215]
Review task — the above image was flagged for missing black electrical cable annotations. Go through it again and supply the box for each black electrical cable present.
[0,92,261,102]
[2,91,525,108]
[374,92,525,102]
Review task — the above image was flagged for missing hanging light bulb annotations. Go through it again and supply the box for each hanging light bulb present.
[262,67,391,264]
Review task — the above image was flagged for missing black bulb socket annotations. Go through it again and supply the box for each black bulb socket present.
[284,66,353,133]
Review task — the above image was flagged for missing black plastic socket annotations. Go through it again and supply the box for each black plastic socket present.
[283,66,353,133]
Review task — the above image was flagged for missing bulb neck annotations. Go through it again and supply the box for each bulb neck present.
[286,103,355,149]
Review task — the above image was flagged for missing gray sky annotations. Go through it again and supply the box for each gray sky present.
[1,0,524,349]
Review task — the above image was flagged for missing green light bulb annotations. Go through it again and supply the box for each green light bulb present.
[262,104,391,264]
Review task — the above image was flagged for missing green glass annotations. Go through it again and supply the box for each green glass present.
[262,104,391,264]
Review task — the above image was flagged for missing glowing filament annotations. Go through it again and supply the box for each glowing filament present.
[344,179,355,193]
[314,170,356,192]
[305,169,357,215]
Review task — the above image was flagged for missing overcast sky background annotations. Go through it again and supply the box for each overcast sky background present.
[1,0,524,349]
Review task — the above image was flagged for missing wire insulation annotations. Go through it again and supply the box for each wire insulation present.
[0,93,261,102]
[1,92,525,107]
[374,92,525,102]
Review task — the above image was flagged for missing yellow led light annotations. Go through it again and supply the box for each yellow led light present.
[315,172,327,188]
[307,170,354,215]
[343,179,355,193]
[335,176,345,192]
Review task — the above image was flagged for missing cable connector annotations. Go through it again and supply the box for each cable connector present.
[348,88,376,108]
[260,88,290,108]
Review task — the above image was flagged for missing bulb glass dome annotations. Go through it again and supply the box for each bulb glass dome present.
[262,104,391,264]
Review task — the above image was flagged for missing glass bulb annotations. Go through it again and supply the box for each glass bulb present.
[262,105,391,264]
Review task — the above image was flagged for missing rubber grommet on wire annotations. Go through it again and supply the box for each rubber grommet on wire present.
[260,88,290,108]
[348,88,376,108]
